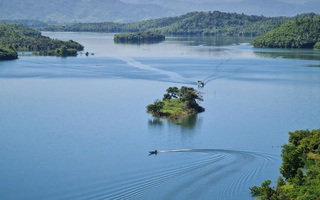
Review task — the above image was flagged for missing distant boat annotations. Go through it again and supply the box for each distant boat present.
[197,81,205,87]
[149,150,158,155]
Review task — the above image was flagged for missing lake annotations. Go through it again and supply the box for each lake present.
[0,32,319,200]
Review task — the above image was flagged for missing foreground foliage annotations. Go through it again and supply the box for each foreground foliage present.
[0,24,84,56]
[147,86,204,118]
[253,14,320,49]
[250,129,320,200]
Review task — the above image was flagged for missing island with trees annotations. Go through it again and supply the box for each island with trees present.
[253,14,320,49]
[250,128,320,200]
[146,86,205,119]
[0,24,84,57]
[114,31,165,44]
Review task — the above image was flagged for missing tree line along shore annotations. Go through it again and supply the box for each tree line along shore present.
[40,11,290,37]
[0,24,84,61]
[1,11,320,58]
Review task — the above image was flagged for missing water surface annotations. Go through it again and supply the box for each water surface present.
[0,32,320,200]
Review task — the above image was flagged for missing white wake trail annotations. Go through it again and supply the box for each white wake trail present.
[119,57,195,84]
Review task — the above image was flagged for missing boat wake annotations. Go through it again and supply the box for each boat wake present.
[119,57,196,85]
[61,148,279,200]
[201,58,232,84]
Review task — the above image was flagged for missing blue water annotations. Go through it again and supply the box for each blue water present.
[0,32,320,200]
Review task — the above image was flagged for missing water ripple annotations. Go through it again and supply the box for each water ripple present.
[58,149,278,200]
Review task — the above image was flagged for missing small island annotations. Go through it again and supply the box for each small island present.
[146,86,205,119]
[114,31,165,44]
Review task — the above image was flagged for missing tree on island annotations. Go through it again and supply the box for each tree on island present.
[114,31,165,44]
[147,86,204,118]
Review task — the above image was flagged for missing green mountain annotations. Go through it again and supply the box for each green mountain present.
[0,0,319,23]
[42,11,290,37]
[154,11,289,36]
[0,0,173,23]
[0,24,84,56]
[253,14,320,48]
[0,19,48,28]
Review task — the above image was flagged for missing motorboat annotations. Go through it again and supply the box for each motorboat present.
[149,150,158,155]
[197,81,205,87]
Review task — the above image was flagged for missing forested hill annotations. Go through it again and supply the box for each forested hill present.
[0,0,319,23]
[253,14,320,49]
[0,24,84,57]
[0,0,172,23]
[0,19,48,28]
[42,11,290,36]
[157,12,288,36]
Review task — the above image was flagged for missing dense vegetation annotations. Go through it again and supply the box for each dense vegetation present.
[0,24,84,56]
[41,11,291,37]
[253,14,320,49]
[314,42,320,50]
[155,12,289,36]
[114,31,165,44]
[0,46,18,60]
[147,86,205,118]
[0,19,48,28]
[250,129,320,200]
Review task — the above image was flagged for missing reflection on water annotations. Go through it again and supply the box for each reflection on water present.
[148,118,163,126]
[168,114,198,129]
[41,32,255,58]
[166,36,253,47]
[254,49,320,61]
[148,114,201,131]
[114,39,165,45]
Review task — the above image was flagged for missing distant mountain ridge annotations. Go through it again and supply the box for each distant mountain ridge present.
[41,11,292,37]
[0,0,319,23]
[0,0,172,23]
